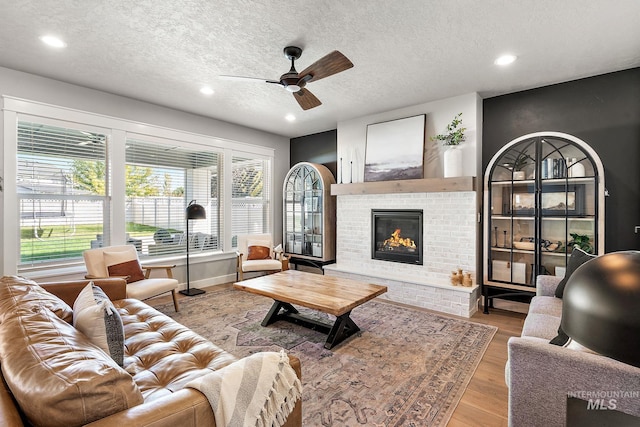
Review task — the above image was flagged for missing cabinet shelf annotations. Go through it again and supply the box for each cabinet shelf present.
[492,215,535,220]
[492,215,594,221]
[491,176,595,186]
[484,281,536,293]
[490,247,569,257]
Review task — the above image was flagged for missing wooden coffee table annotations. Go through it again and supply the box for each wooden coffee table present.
[233,270,387,349]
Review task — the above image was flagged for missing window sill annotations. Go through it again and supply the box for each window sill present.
[20,250,238,281]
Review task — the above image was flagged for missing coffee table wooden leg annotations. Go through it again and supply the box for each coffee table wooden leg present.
[324,311,360,349]
[261,300,299,326]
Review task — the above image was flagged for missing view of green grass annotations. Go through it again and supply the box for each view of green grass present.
[20,222,176,262]
[20,224,103,262]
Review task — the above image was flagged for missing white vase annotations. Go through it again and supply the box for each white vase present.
[443,146,463,178]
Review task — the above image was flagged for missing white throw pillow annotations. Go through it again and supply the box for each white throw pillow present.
[73,283,125,367]
[247,239,271,249]
[103,247,138,266]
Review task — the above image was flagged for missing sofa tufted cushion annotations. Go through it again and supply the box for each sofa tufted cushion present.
[0,301,143,427]
[114,298,237,402]
[0,275,73,323]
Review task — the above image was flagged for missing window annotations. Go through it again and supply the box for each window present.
[5,98,275,274]
[231,155,271,246]
[126,139,221,257]
[17,121,109,267]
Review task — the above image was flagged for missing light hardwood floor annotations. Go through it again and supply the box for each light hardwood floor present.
[149,278,526,427]
[447,300,526,427]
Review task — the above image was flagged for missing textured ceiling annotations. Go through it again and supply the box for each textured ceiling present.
[0,1,639,138]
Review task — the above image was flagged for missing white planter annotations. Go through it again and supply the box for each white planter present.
[443,146,463,178]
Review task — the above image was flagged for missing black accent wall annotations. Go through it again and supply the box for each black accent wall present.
[290,129,337,179]
[483,67,640,251]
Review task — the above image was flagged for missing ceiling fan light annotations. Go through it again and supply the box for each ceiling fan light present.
[285,85,301,92]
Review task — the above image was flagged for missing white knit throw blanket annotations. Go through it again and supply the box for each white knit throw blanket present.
[186,350,302,427]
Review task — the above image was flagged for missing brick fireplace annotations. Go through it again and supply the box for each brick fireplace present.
[324,187,480,317]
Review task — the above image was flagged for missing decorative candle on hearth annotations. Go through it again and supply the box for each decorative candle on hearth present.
[450,271,459,286]
[463,272,472,287]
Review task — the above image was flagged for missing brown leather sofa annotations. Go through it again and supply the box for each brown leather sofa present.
[0,276,302,427]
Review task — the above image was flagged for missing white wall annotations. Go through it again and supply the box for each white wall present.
[0,66,290,284]
[337,92,481,182]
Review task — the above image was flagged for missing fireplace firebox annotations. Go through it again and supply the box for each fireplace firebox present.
[371,209,423,265]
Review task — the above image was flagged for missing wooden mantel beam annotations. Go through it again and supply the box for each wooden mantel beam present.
[330,176,476,196]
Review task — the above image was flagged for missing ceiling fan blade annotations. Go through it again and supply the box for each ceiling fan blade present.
[293,88,322,110]
[219,75,281,85]
[298,50,353,83]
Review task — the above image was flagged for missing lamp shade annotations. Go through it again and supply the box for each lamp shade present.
[562,251,640,367]
[186,200,206,220]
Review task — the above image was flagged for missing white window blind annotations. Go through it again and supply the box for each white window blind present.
[231,155,271,246]
[125,139,221,257]
[17,121,108,267]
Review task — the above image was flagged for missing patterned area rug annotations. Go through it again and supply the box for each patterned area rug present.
[156,287,496,427]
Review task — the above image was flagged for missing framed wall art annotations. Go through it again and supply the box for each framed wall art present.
[364,114,426,182]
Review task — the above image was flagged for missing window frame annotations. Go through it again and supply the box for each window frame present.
[1,97,275,275]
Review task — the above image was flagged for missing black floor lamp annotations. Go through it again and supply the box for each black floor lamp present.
[180,200,206,296]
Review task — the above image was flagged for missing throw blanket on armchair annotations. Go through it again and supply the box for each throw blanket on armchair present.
[187,350,302,427]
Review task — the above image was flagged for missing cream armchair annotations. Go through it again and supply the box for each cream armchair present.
[83,245,180,311]
[236,233,286,281]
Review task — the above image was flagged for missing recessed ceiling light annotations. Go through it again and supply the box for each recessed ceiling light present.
[285,114,296,122]
[494,54,517,66]
[40,35,67,48]
[200,86,214,95]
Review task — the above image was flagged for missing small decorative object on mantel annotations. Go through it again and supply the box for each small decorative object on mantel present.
[450,268,474,287]
[450,270,461,286]
[431,113,466,178]
[450,268,466,286]
[463,272,473,287]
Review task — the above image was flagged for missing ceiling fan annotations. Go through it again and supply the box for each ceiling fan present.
[220,46,353,110]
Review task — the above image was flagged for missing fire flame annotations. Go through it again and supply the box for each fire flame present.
[382,228,416,250]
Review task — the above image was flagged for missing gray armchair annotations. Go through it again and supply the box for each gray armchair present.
[506,275,640,426]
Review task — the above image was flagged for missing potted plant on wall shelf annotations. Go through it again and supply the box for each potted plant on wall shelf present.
[431,113,466,177]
